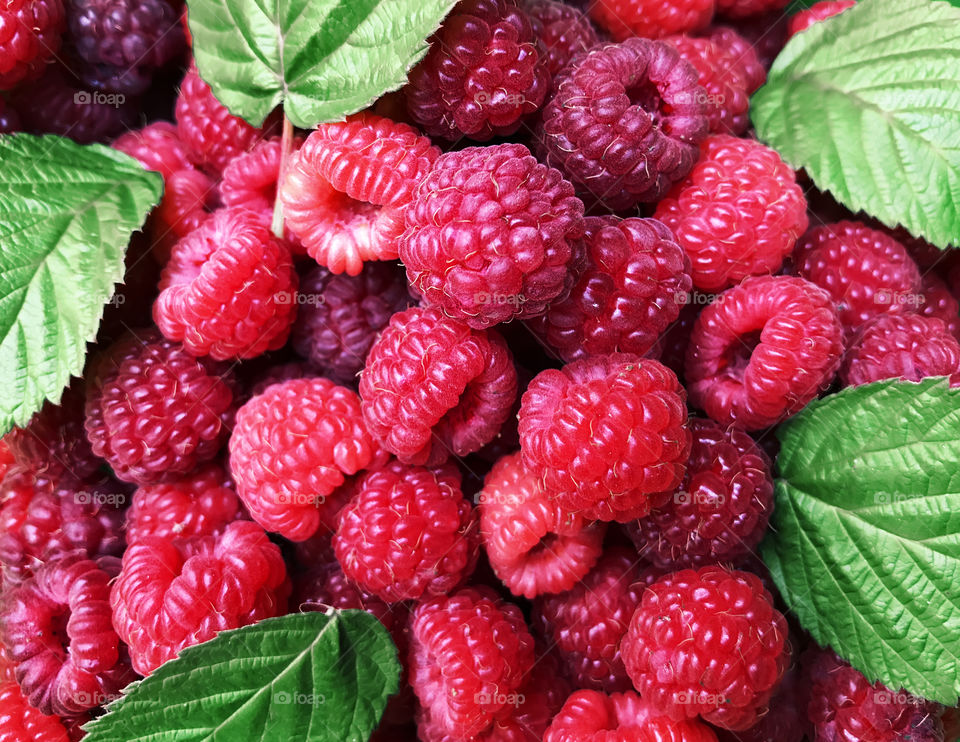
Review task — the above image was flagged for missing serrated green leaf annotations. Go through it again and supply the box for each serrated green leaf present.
[0,134,162,435]
[761,378,960,704]
[83,610,401,742]
[187,0,456,128]
[752,0,960,249]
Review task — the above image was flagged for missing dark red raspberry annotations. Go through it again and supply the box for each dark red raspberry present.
[148,167,216,264]
[405,0,549,141]
[787,0,856,37]
[685,275,843,430]
[281,113,438,275]
[716,0,787,18]
[622,565,790,731]
[0,554,134,715]
[292,262,412,383]
[479,451,606,599]
[84,329,237,485]
[920,273,960,339]
[527,216,692,362]
[400,143,585,328]
[360,307,518,466]
[716,662,804,742]
[522,0,600,76]
[519,354,689,522]
[0,652,71,742]
[537,39,709,211]
[229,377,382,542]
[0,98,20,133]
[112,122,193,179]
[627,417,773,569]
[794,222,923,340]
[588,0,714,40]
[409,587,535,738]
[0,0,65,90]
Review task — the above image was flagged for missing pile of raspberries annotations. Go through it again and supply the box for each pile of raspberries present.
[1,0,958,740]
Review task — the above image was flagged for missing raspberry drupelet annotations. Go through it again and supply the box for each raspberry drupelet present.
[787,0,856,37]
[0,0,65,90]
[588,0,714,41]
[920,273,960,340]
[522,0,600,77]
[0,644,71,742]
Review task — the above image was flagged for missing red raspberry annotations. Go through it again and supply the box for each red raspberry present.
[544,689,720,742]
[360,307,518,466]
[655,135,807,292]
[537,40,709,211]
[84,329,237,484]
[715,0,787,18]
[334,461,479,602]
[405,0,549,141]
[626,417,773,569]
[794,221,922,340]
[0,554,134,715]
[125,464,243,544]
[622,565,790,731]
[0,659,71,741]
[0,0,65,90]
[154,207,298,360]
[716,663,804,742]
[400,143,585,328]
[701,26,766,91]
[787,0,855,36]
[685,275,843,430]
[409,587,535,738]
[111,520,289,675]
[920,273,960,339]
[527,216,692,362]
[519,354,689,522]
[229,377,382,542]
[522,0,600,76]
[148,167,216,265]
[280,113,439,275]
[292,262,412,383]
[588,0,714,40]
[479,451,606,599]
[112,122,193,179]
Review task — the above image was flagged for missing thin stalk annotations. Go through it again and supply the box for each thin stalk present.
[271,114,295,239]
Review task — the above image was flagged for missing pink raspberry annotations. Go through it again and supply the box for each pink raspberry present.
[716,0,788,18]
[920,273,960,339]
[588,0,714,40]
[400,143,585,328]
[787,0,856,37]
[701,26,766,90]
[360,307,518,466]
[522,0,600,77]
[112,122,193,179]
[685,275,843,430]
[147,167,217,265]
[0,0,65,90]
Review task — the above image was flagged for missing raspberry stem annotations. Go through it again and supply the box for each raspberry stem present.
[271,114,295,238]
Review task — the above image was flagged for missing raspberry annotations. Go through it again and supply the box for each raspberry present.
[716,0,788,18]
[154,207,298,360]
[229,377,382,542]
[360,307,518,466]
[280,113,439,275]
[292,262,412,383]
[409,588,535,738]
[0,98,20,133]
[400,143,585,328]
[522,0,600,77]
[787,0,856,37]
[479,451,606,599]
[716,663,804,742]
[405,0,549,140]
[537,40,709,211]
[0,661,70,742]
[654,135,807,292]
[148,167,216,264]
[622,565,790,731]
[588,0,714,41]
[685,275,843,431]
[84,329,237,484]
[527,216,692,362]
[544,689,721,742]
[112,122,193,179]
[519,354,689,522]
[920,273,960,339]
[712,14,787,70]
[626,417,773,569]
[794,222,922,340]
[0,0,65,90]
[701,26,766,91]
[0,554,134,715]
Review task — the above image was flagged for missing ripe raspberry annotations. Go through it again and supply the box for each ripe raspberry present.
[280,113,439,275]
[527,216,692,362]
[113,122,193,179]
[0,98,20,133]
[701,26,766,91]
[588,0,714,41]
[400,143,585,328]
[111,520,288,675]
[405,0,549,141]
[519,354,689,522]
[622,565,790,731]
[627,417,773,569]
[920,273,960,339]
[148,167,216,264]
[715,0,788,18]
[154,207,298,360]
[292,262,412,383]
[479,451,605,599]
[0,659,70,742]
[229,377,382,542]
[794,222,922,340]
[0,554,134,715]
[0,0,65,90]
[84,329,237,484]
[537,39,709,210]
[522,0,600,77]
[409,588,535,738]
[360,307,518,466]
[685,275,843,430]
[787,0,856,37]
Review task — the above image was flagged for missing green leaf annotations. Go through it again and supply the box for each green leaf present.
[761,378,960,704]
[0,134,162,436]
[187,0,456,128]
[752,0,960,249]
[83,610,401,742]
